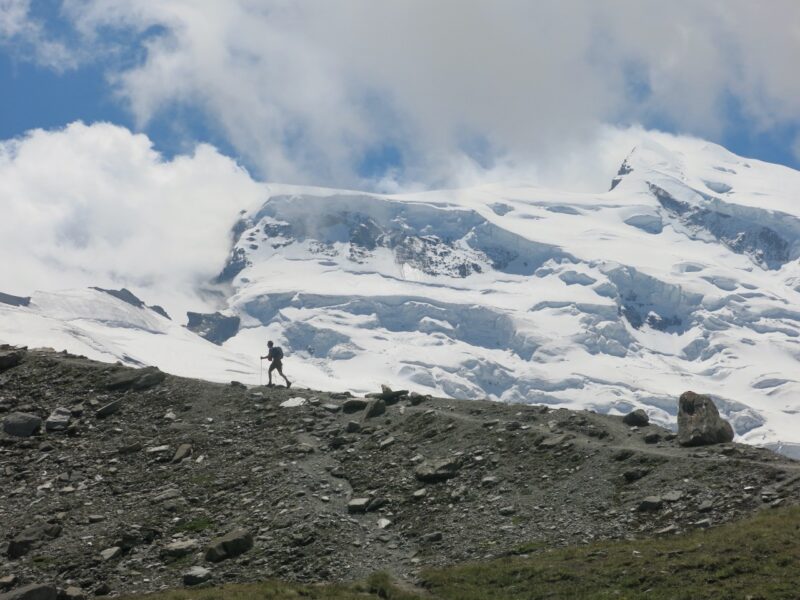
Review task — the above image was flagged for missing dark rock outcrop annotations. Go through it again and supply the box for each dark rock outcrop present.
[677,391,734,446]
[0,584,57,600]
[0,347,26,372]
[186,312,240,345]
[0,292,31,307]
[622,409,649,427]
[3,412,42,437]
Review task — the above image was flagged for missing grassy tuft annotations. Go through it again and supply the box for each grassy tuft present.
[123,506,800,600]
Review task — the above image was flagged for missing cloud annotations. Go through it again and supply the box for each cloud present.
[40,0,800,189]
[6,1,800,190]
[0,0,77,70]
[0,122,265,302]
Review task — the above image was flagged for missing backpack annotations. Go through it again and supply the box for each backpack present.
[272,346,284,360]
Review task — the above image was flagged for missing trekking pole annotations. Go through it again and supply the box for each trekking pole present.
[259,358,263,387]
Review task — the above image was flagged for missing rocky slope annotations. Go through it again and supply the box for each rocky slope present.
[1,346,799,598]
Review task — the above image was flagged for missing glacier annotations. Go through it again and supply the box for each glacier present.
[3,134,800,454]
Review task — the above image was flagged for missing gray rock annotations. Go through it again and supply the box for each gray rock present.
[0,348,25,372]
[44,407,71,432]
[677,392,734,447]
[637,496,663,511]
[0,584,57,600]
[105,366,165,391]
[347,498,371,514]
[378,385,408,405]
[153,488,182,502]
[622,409,649,427]
[204,529,253,562]
[408,392,427,405]
[161,539,200,559]
[63,587,85,600]
[662,490,684,502]
[100,546,122,561]
[363,398,386,419]
[95,399,124,419]
[322,403,341,413]
[643,432,661,444]
[421,531,443,543]
[7,523,61,558]
[172,443,193,463]
[0,576,17,591]
[345,421,361,433]
[414,458,461,483]
[498,506,516,516]
[623,469,649,483]
[183,566,212,586]
[698,500,714,513]
[3,413,42,437]
[342,399,368,414]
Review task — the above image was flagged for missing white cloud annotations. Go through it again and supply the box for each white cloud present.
[32,0,797,189]
[0,0,77,70]
[0,122,265,304]
[4,1,800,190]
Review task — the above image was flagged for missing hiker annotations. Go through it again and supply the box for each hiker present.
[261,340,291,388]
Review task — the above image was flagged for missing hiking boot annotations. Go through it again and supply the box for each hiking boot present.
[286,381,292,389]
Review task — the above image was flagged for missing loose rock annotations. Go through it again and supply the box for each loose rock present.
[204,529,253,562]
[677,392,734,447]
[623,409,649,427]
[3,413,42,437]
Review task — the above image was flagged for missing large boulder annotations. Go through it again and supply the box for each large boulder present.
[106,366,165,391]
[677,391,734,447]
[414,458,461,483]
[7,523,62,558]
[204,529,253,562]
[3,413,42,437]
[622,409,649,427]
[0,347,25,372]
[0,584,57,600]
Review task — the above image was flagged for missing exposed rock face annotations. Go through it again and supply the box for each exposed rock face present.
[678,391,735,446]
[186,312,240,345]
[0,292,30,307]
[3,413,42,437]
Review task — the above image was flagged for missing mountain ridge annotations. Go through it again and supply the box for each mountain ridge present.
[3,134,800,452]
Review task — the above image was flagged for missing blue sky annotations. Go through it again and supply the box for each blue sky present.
[2,1,800,190]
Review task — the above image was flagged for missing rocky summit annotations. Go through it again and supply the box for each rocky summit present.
[1,347,799,597]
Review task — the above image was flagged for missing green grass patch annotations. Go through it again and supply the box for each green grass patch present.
[123,506,800,600]
[174,517,214,534]
[421,505,800,599]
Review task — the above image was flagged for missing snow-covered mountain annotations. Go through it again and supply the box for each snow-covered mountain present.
[4,135,800,454]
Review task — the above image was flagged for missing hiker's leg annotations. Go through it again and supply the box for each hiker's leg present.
[268,361,277,385]
[277,364,290,386]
